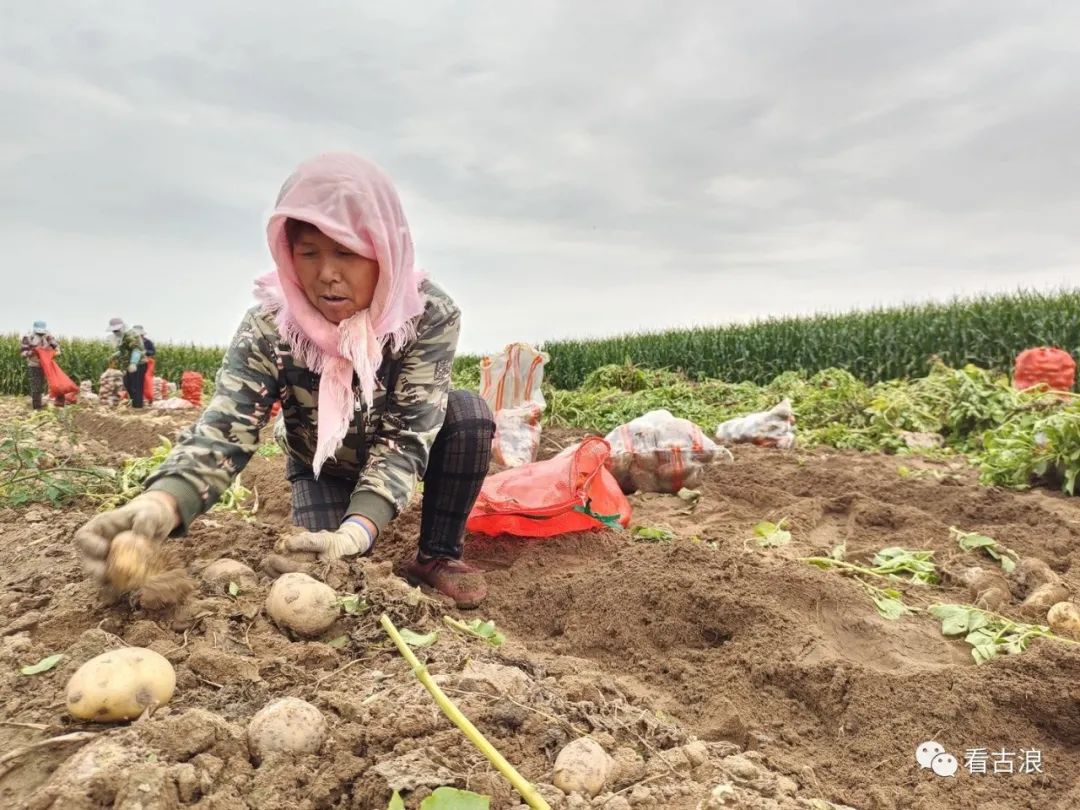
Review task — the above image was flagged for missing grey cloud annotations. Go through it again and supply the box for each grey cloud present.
[2,1,1078,353]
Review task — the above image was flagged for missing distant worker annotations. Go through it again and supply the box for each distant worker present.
[133,325,157,405]
[108,318,148,409]
[20,320,64,410]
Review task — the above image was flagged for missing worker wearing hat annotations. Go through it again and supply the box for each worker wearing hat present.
[20,321,63,410]
[132,325,157,404]
[108,318,148,409]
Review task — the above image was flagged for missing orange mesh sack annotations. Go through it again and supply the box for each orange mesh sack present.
[479,343,550,467]
[1014,348,1076,392]
[605,409,726,494]
[466,437,632,538]
[34,348,78,400]
[180,371,204,406]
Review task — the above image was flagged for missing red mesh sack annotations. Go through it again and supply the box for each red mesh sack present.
[466,437,632,538]
[143,357,157,402]
[34,348,78,399]
[1014,348,1076,392]
[180,371,204,406]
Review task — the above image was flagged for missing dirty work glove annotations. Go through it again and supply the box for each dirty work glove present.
[127,363,138,373]
[262,517,375,578]
[74,491,181,583]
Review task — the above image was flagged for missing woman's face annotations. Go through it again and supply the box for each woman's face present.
[291,226,379,324]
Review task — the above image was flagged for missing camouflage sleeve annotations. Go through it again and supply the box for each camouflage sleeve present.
[19,335,32,359]
[145,309,280,532]
[346,296,460,534]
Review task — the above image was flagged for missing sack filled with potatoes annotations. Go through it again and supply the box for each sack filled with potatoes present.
[604,409,727,494]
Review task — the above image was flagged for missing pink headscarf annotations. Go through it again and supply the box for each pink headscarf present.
[255,153,426,476]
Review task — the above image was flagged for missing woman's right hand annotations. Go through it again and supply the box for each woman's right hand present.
[74,491,181,583]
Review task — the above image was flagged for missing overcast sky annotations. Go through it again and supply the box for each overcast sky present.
[4,2,1079,354]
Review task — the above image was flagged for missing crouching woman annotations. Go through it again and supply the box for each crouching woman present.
[74,153,494,608]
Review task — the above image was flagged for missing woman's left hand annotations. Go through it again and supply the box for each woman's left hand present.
[261,519,374,578]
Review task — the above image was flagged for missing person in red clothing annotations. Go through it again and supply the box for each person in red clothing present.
[19,321,64,410]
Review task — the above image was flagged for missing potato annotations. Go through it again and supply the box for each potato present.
[247,697,327,764]
[265,573,339,638]
[201,559,257,588]
[1047,602,1080,640]
[553,737,615,798]
[66,647,175,722]
[966,570,1012,611]
[1019,583,1070,618]
[953,566,987,589]
[1012,558,1061,598]
[973,585,1011,612]
[106,531,154,592]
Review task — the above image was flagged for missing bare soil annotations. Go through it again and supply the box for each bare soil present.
[1,404,1078,809]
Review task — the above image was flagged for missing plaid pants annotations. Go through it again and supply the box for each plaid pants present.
[287,389,494,559]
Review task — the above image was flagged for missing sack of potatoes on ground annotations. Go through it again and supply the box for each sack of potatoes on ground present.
[605,409,723,494]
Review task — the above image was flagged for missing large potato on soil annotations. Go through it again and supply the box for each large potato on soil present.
[66,647,176,722]
[265,572,339,637]
[247,697,327,764]
[553,736,615,797]
[1047,602,1080,640]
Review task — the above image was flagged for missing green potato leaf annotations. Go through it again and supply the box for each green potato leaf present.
[20,653,64,676]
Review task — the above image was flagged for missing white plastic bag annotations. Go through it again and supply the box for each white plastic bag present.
[492,403,543,467]
[715,399,796,449]
[78,379,99,404]
[604,409,725,494]
[151,397,197,410]
[480,343,550,467]
[479,342,549,412]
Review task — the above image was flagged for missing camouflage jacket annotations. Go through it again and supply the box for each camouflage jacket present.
[146,279,460,535]
[20,332,60,367]
[112,329,146,367]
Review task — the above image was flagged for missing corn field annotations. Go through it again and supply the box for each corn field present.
[0,333,483,397]
[540,289,1080,390]
[6,289,1077,396]
[0,335,226,395]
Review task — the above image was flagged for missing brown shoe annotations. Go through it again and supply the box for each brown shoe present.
[405,556,488,609]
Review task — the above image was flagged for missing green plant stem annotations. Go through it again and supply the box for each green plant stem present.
[443,615,485,639]
[379,614,550,810]
[3,468,114,486]
[803,557,893,579]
